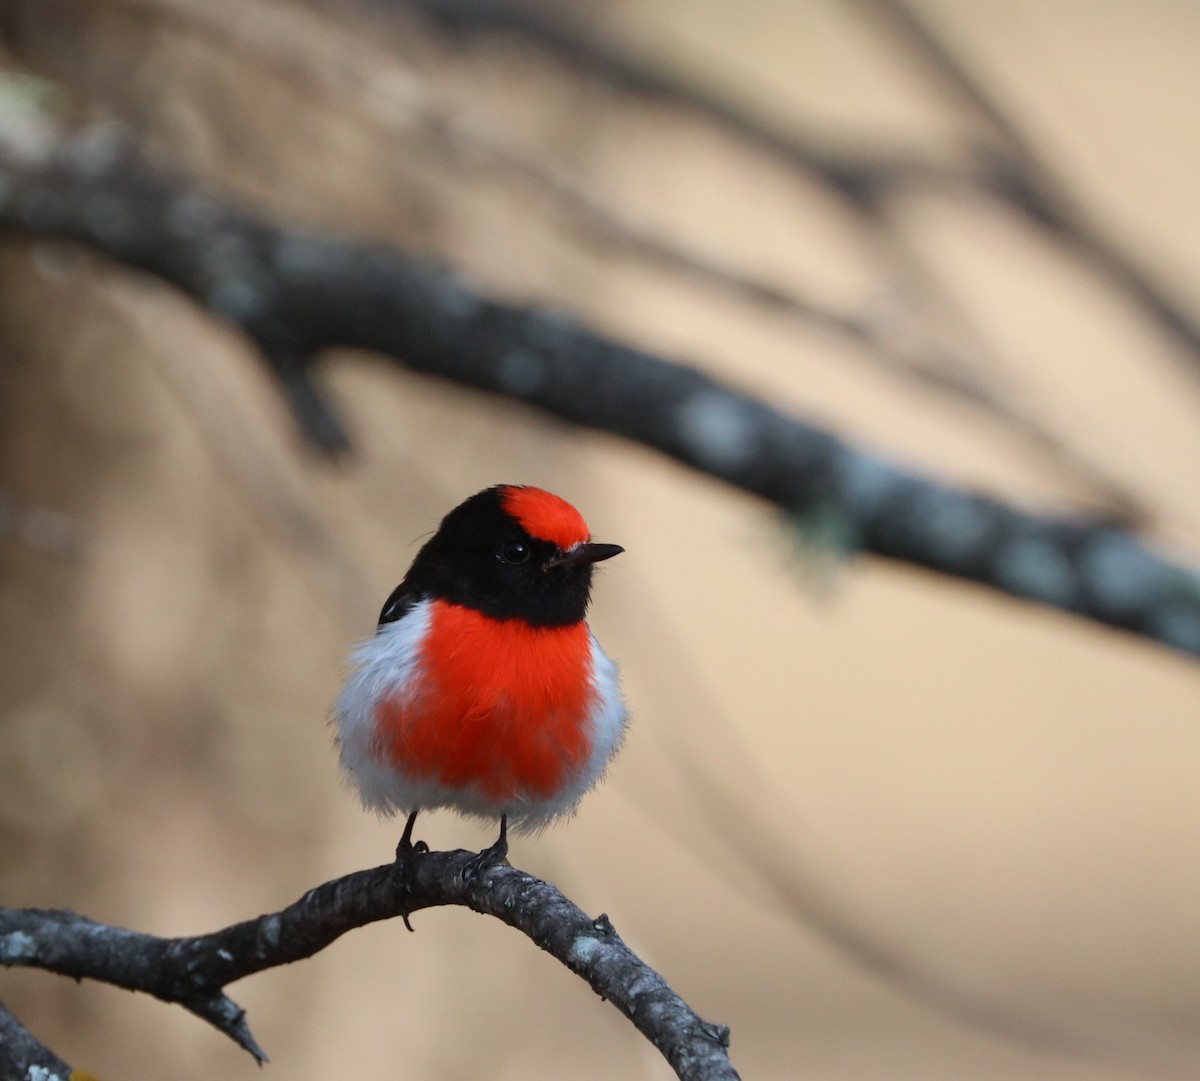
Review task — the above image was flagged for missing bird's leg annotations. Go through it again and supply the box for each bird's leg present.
[393,809,430,933]
[489,813,509,860]
[463,814,509,882]
[395,809,429,861]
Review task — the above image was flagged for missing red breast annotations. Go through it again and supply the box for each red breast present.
[375,602,595,800]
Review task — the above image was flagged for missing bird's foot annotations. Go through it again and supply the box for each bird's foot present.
[394,809,429,863]
[393,810,429,932]
[463,815,509,883]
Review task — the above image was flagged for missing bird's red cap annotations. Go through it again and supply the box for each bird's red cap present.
[499,485,591,549]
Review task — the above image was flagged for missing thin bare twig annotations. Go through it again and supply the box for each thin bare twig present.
[853,0,1200,379]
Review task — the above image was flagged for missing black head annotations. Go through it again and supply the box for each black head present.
[379,486,622,627]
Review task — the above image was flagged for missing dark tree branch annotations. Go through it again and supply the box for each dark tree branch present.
[355,0,1168,523]
[111,0,999,415]
[0,1000,75,1081]
[0,849,737,1081]
[0,123,1196,655]
[73,0,1143,521]
[390,0,1200,391]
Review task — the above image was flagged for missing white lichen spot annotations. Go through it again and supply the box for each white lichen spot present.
[834,451,898,517]
[260,914,282,949]
[996,535,1075,604]
[498,349,547,396]
[1081,533,1163,616]
[627,971,660,998]
[435,276,482,320]
[204,232,255,277]
[640,998,666,1022]
[26,1066,65,1081]
[568,935,604,966]
[165,192,222,238]
[214,997,241,1022]
[0,930,35,962]
[274,232,330,278]
[63,121,126,176]
[1152,603,1200,655]
[207,276,263,321]
[525,306,574,345]
[677,390,755,473]
[0,107,55,167]
[916,489,992,566]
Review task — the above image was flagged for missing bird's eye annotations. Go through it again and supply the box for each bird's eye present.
[497,540,530,565]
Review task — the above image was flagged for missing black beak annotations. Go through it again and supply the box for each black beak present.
[544,542,624,570]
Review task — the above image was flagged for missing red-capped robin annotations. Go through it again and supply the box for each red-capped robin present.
[335,485,626,859]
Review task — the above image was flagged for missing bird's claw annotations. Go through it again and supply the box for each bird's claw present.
[392,811,430,932]
[462,842,507,883]
[396,838,429,861]
[395,810,427,863]
[462,816,509,883]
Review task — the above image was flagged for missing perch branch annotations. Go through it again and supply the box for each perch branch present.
[0,848,738,1081]
[0,1000,75,1081]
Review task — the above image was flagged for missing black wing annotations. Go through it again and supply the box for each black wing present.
[377,583,422,627]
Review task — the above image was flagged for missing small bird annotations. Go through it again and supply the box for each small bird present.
[336,485,626,860]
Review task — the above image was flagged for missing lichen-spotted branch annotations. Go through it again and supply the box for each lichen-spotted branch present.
[0,121,1196,656]
[0,847,739,1081]
[0,1000,75,1081]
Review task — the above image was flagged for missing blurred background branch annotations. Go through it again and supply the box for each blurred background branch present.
[120,0,1158,521]
[393,0,1200,390]
[0,119,1195,653]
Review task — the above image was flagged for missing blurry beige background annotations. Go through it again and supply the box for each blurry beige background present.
[1,1,1199,1078]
